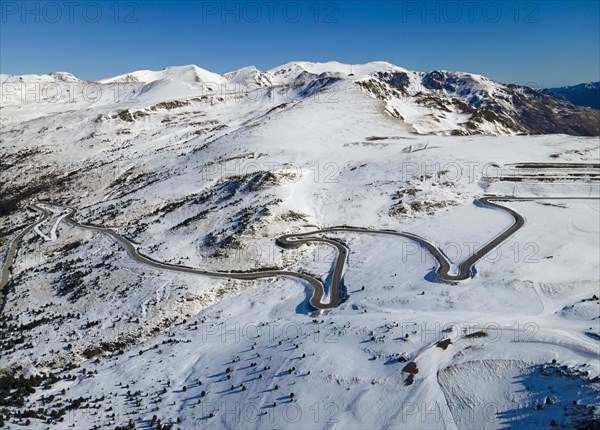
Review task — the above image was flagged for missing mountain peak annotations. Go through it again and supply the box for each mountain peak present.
[268,60,402,77]
[48,71,80,81]
[99,64,224,85]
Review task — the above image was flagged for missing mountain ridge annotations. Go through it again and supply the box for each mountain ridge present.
[2,62,599,136]
[544,81,600,110]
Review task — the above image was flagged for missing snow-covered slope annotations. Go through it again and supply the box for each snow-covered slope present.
[99,64,226,85]
[2,62,599,135]
[0,62,599,429]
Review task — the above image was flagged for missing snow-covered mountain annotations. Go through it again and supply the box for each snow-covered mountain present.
[1,62,599,429]
[544,81,600,110]
[2,62,599,135]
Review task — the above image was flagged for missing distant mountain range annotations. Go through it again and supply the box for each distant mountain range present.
[543,82,600,110]
[2,62,599,136]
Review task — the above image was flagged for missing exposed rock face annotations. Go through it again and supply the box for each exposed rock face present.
[360,69,600,136]
[376,71,411,92]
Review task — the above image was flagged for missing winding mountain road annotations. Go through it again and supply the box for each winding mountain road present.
[0,205,50,312]
[1,196,598,311]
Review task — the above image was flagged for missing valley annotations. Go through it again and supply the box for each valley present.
[0,62,598,429]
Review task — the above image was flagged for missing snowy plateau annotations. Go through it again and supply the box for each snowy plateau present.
[0,61,599,429]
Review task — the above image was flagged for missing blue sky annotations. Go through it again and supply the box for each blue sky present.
[1,0,598,87]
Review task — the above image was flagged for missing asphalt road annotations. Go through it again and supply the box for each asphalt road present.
[60,206,342,310]
[1,196,598,311]
[0,205,50,312]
